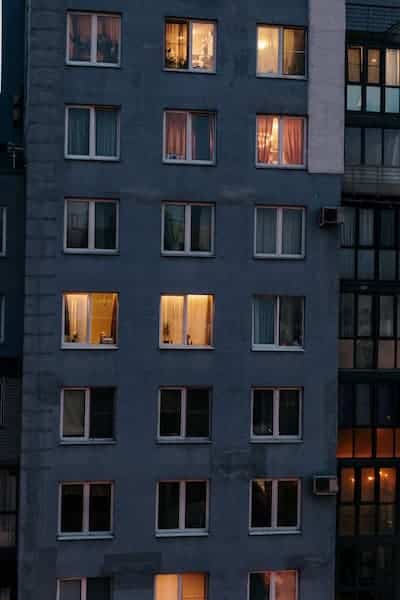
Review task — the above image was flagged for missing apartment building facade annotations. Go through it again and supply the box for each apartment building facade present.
[19,1,344,600]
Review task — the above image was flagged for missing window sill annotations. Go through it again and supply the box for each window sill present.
[163,67,216,75]
[59,439,116,446]
[161,251,215,258]
[63,249,119,255]
[66,61,120,68]
[250,437,302,444]
[252,345,304,352]
[253,254,305,260]
[65,156,120,162]
[58,533,114,541]
[159,345,214,351]
[155,531,208,538]
[157,438,211,445]
[256,73,306,81]
[61,344,118,350]
[255,163,306,170]
[163,159,216,167]
[249,529,301,536]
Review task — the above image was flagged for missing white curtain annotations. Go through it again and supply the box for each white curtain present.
[257,26,279,74]
[253,296,275,345]
[65,294,89,343]
[187,295,212,346]
[386,49,400,85]
[282,209,302,255]
[161,296,184,344]
[256,207,276,254]
[96,109,117,157]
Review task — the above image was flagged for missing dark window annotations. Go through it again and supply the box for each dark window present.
[66,200,118,252]
[0,469,17,547]
[60,483,112,535]
[185,481,207,529]
[60,484,84,533]
[62,387,114,440]
[159,388,210,440]
[59,578,111,600]
[345,128,362,165]
[89,484,112,532]
[158,482,180,530]
[162,203,214,255]
[157,481,208,532]
[90,388,114,439]
[252,388,301,439]
[250,479,299,530]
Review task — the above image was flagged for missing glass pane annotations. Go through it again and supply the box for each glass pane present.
[155,576,179,600]
[160,389,181,437]
[256,207,277,254]
[164,204,185,252]
[359,505,376,535]
[187,295,213,346]
[282,209,302,255]
[380,296,394,336]
[277,481,298,528]
[358,250,375,279]
[282,118,304,165]
[354,428,372,457]
[341,469,355,502]
[366,86,380,112]
[185,482,207,529]
[338,547,356,585]
[165,112,187,160]
[59,580,82,600]
[339,340,354,369]
[253,389,274,437]
[337,429,353,458]
[158,482,179,529]
[355,384,371,426]
[87,578,111,600]
[359,209,374,245]
[378,340,395,369]
[386,49,400,85]
[89,484,111,531]
[90,293,117,345]
[384,129,400,166]
[278,296,303,347]
[279,390,300,436]
[380,468,396,502]
[249,573,270,600]
[386,87,400,113]
[68,108,90,156]
[97,16,120,64]
[64,294,89,344]
[251,480,272,528]
[253,296,275,345]
[359,551,375,587]
[257,26,279,74]
[165,21,188,69]
[348,46,362,82]
[257,116,279,165]
[191,205,212,253]
[358,295,372,336]
[379,251,396,280]
[341,207,356,246]
[182,574,206,600]
[339,384,353,427]
[191,22,215,71]
[347,85,362,111]
[355,340,373,368]
[283,28,305,76]
[186,389,210,438]
[339,506,355,536]
[191,113,214,161]
[344,128,361,165]
[90,388,114,439]
[376,429,394,457]
[377,384,395,426]
[95,202,117,250]
[68,14,91,62]
[67,201,89,249]
[379,504,395,534]
[161,296,184,345]
[275,572,297,600]
[63,389,85,437]
[340,293,355,337]
[340,249,355,279]
[365,129,382,165]
[61,485,83,532]
[95,109,118,157]
[368,49,380,83]
[361,468,375,501]
[380,209,395,247]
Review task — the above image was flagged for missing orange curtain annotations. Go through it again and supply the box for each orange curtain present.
[282,118,304,165]
[257,116,275,164]
[69,14,91,61]
[166,113,187,160]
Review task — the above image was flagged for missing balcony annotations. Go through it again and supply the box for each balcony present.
[344,165,400,196]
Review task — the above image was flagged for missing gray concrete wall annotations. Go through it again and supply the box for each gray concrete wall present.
[20,1,343,599]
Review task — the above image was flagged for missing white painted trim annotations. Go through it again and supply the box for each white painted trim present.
[58,481,114,537]
[254,206,305,259]
[158,386,211,441]
[161,202,215,256]
[65,105,120,160]
[66,12,121,67]
[249,479,301,533]
[251,295,304,350]
[61,292,119,349]
[164,18,217,74]
[250,387,302,441]
[156,480,209,535]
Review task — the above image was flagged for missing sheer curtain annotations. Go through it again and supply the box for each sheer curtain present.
[253,296,275,345]
[191,22,215,70]
[282,118,304,165]
[187,295,212,345]
[386,49,400,85]
[90,293,117,344]
[97,15,121,63]
[67,201,89,248]
[282,209,302,255]
[161,296,184,344]
[68,108,90,156]
[63,390,85,437]
[165,22,188,68]
[69,14,91,61]
[257,26,279,74]
[182,574,206,600]
[256,207,276,254]
[64,294,89,343]
[164,205,185,251]
[257,116,277,164]
[96,109,118,157]
[165,112,187,160]
[275,572,297,600]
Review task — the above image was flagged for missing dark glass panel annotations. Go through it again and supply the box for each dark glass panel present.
[158,482,180,529]
[61,485,83,533]
[251,480,272,528]
[279,390,300,436]
[190,205,212,253]
[95,202,117,250]
[159,389,181,437]
[185,482,207,529]
[89,484,111,532]
[90,388,114,439]
[253,389,273,436]
[277,481,298,527]
[67,201,89,248]
[186,388,210,438]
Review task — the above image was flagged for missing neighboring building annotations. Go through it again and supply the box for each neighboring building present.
[338,1,400,599]
[19,2,344,600]
[0,1,25,599]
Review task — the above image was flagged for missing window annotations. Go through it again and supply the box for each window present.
[158,388,210,441]
[256,116,305,168]
[160,295,214,348]
[0,208,6,256]
[254,206,305,258]
[155,574,207,600]
[0,469,17,548]
[61,388,115,442]
[164,111,216,164]
[0,296,5,343]
[252,295,304,350]
[257,25,306,77]
[344,127,400,168]
[336,544,395,599]
[59,482,113,538]
[162,203,214,255]
[386,49,400,112]
[65,106,119,160]
[250,479,300,533]
[62,293,118,348]
[251,388,301,441]
[67,12,121,66]
[156,481,208,535]
[65,199,118,252]
[165,19,216,72]
[58,578,111,600]
[249,572,298,600]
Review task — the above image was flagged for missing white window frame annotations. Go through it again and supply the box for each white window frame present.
[249,479,301,534]
[254,206,305,259]
[157,387,211,442]
[252,295,304,352]
[155,574,208,600]
[60,388,115,444]
[159,294,214,349]
[255,116,306,169]
[164,18,217,74]
[163,111,216,165]
[161,203,215,256]
[155,480,209,536]
[248,572,298,600]
[66,12,121,67]
[58,481,114,540]
[0,207,7,256]
[61,292,118,350]
[256,25,307,79]
[64,198,119,254]
[65,105,120,161]
[250,388,302,442]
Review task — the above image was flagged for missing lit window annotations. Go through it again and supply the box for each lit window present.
[256,116,305,167]
[250,479,300,533]
[254,206,304,258]
[252,295,304,350]
[58,578,111,600]
[386,49,400,113]
[162,203,214,255]
[65,106,119,160]
[62,293,118,348]
[156,481,208,535]
[160,295,214,348]
[257,25,306,77]
[158,388,211,441]
[65,199,118,252]
[61,388,115,442]
[249,572,298,600]
[251,388,301,441]
[165,19,216,72]
[67,12,121,66]
[164,111,216,164]
[59,482,113,538]
[155,574,207,600]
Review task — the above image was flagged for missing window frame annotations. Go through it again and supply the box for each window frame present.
[256,24,307,79]
[163,110,216,165]
[255,115,306,169]
[66,11,121,67]
[155,480,209,537]
[252,295,305,352]
[57,578,111,600]
[250,387,302,443]
[64,198,119,254]
[249,478,301,534]
[161,202,215,256]
[65,105,120,161]
[248,571,299,600]
[58,481,114,540]
[164,18,217,74]
[254,206,305,259]
[155,574,208,600]
[60,387,115,444]
[157,387,211,443]
[159,294,214,350]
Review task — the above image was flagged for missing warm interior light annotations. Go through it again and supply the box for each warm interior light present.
[258,40,267,51]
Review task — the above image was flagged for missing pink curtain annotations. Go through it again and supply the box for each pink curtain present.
[97,16,121,63]
[166,113,187,160]
[69,14,91,61]
[257,116,275,164]
[282,118,304,165]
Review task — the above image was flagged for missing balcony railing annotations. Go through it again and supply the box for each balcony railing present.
[344,165,400,196]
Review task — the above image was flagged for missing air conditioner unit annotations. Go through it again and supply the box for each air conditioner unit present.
[313,476,339,496]
[320,207,343,227]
